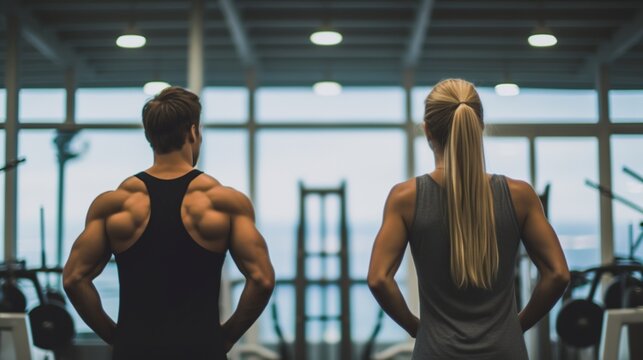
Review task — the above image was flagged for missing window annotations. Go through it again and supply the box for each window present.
[414,134,435,176]
[200,130,248,193]
[484,137,530,181]
[20,89,66,123]
[257,87,404,123]
[412,86,598,123]
[412,86,431,123]
[0,89,6,122]
[256,130,406,343]
[203,87,248,123]
[0,130,4,259]
[17,130,59,267]
[611,135,643,259]
[76,88,150,123]
[415,135,530,182]
[535,138,600,269]
[609,90,643,123]
[64,130,151,332]
[480,88,597,123]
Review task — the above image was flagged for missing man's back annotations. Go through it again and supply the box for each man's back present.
[63,87,275,359]
[104,169,226,359]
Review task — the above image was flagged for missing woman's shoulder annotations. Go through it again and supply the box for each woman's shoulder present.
[499,175,540,224]
[388,178,417,203]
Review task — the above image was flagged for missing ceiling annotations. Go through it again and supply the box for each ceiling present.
[1,0,643,89]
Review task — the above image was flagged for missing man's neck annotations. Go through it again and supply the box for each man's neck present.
[150,148,194,175]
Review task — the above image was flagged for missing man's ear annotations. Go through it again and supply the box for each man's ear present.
[188,124,197,143]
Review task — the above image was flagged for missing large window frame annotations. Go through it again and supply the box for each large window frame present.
[3,76,643,348]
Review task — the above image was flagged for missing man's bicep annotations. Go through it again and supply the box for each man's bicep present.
[229,214,272,279]
[64,205,111,282]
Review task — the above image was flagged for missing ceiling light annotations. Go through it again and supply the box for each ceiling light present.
[310,30,343,46]
[313,81,342,96]
[494,83,520,97]
[116,25,146,49]
[528,25,557,47]
[143,81,170,95]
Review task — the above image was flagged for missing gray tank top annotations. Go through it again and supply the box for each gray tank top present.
[409,174,528,359]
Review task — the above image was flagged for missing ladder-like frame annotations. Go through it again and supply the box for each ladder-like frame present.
[294,182,351,360]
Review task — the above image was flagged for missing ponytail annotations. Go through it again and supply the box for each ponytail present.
[444,103,498,289]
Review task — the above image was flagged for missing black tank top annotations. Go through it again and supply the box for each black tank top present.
[112,170,227,360]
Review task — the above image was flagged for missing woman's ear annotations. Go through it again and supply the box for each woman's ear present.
[423,123,434,146]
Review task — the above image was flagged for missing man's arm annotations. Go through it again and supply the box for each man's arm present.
[367,184,419,338]
[63,193,116,344]
[221,192,275,351]
[516,182,570,332]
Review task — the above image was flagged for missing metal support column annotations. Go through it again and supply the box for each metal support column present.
[53,68,77,288]
[4,8,20,262]
[188,0,204,95]
[596,63,615,265]
[246,69,257,201]
[238,69,259,358]
[295,184,352,360]
[403,69,420,316]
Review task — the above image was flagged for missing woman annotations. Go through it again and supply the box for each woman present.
[367,79,570,359]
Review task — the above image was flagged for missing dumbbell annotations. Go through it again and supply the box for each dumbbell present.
[0,281,27,313]
[604,275,643,309]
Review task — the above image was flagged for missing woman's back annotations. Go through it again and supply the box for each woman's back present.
[409,173,527,359]
[368,79,568,360]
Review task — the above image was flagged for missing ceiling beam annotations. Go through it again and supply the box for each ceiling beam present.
[581,8,643,74]
[596,8,643,62]
[218,0,257,68]
[403,0,435,68]
[0,0,95,78]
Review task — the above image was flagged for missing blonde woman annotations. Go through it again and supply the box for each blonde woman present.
[368,79,570,358]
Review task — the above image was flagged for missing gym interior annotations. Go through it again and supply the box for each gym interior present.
[1,0,643,359]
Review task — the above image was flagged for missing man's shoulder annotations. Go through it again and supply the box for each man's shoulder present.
[91,176,146,215]
[190,173,253,215]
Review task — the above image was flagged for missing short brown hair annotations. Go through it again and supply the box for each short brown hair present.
[142,86,201,153]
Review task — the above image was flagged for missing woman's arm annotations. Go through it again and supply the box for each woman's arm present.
[367,183,419,337]
[512,181,570,332]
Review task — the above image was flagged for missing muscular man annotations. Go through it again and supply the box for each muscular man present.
[63,87,275,359]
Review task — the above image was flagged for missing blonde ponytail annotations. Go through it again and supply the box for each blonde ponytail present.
[425,79,498,289]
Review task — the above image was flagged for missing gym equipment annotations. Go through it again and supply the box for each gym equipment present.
[623,285,643,308]
[0,280,27,313]
[556,299,604,347]
[295,182,351,360]
[360,309,384,360]
[27,208,75,352]
[556,264,643,348]
[0,260,28,313]
[0,157,26,172]
[39,207,66,305]
[0,313,34,360]
[0,259,74,353]
[270,299,291,360]
[242,182,395,359]
[599,308,643,360]
[604,274,643,309]
[28,298,74,351]
[586,167,643,264]
[54,130,82,288]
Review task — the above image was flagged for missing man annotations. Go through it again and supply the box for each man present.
[63,87,275,359]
